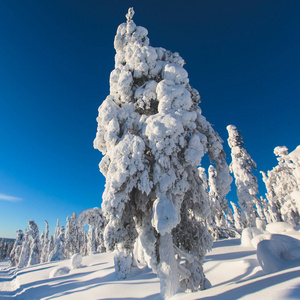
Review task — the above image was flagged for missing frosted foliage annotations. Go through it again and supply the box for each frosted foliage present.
[41,221,49,263]
[65,213,80,258]
[9,230,24,267]
[261,145,300,226]
[227,125,258,228]
[27,220,41,266]
[94,8,230,298]
[231,202,245,230]
[54,219,60,243]
[205,165,234,240]
[17,230,30,268]
[49,226,65,262]
[78,208,107,255]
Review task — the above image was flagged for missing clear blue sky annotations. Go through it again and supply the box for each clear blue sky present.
[0,0,299,238]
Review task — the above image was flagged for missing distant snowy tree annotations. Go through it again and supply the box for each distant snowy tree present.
[227,125,259,228]
[261,146,300,226]
[255,197,266,222]
[27,220,41,266]
[9,230,24,266]
[17,229,30,268]
[259,196,274,224]
[0,239,13,260]
[47,235,55,262]
[65,213,79,257]
[54,219,60,242]
[77,208,106,255]
[225,205,235,229]
[41,220,49,263]
[230,202,244,230]
[49,226,65,261]
[40,231,45,254]
[94,8,231,298]
[206,165,233,240]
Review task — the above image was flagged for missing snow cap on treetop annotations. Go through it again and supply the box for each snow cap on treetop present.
[274,146,288,157]
[126,7,135,23]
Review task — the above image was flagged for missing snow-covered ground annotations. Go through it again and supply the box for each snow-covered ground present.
[1,237,300,300]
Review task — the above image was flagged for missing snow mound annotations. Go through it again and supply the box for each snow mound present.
[70,253,82,269]
[266,222,294,234]
[49,266,70,278]
[257,234,300,274]
[241,227,264,247]
[251,233,272,249]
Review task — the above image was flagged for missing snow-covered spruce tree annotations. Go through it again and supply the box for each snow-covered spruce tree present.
[9,230,24,266]
[227,125,259,228]
[206,165,233,240]
[41,220,49,263]
[54,219,60,242]
[47,235,55,261]
[40,231,45,256]
[27,220,41,266]
[17,229,30,268]
[260,196,274,224]
[94,8,231,298]
[255,197,266,222]
[77,208,107,255]
[65,213,80,257]
[261,146,300,226]
[49,226,65,261]
[0,239,13,260]
[230,201,244,230]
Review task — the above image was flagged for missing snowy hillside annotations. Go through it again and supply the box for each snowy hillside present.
[1,235,300,299]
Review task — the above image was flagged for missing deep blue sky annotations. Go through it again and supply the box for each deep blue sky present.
[0,1,299,238]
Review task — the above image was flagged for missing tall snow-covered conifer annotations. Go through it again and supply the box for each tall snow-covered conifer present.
[227,125,258,228]
[94,8,231,298]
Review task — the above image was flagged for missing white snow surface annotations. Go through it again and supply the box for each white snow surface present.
[1,235,300,299]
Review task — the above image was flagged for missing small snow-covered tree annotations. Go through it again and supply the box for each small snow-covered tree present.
[94,8,231,298]
[65,213,80,257]
[27,220,41,266]
[40,231,45,254]
[77,208,106,255]
[230,201,244,230]
[54,219,60,242]
[47,235,55,262]
[261,146,300,226]
[0,239,13,260]
[227,125,258,228]
[9,230,24,266]
[17,229,30,268]
[206,165,233,240]
[41,220,49,263]
[49,226,65,261]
